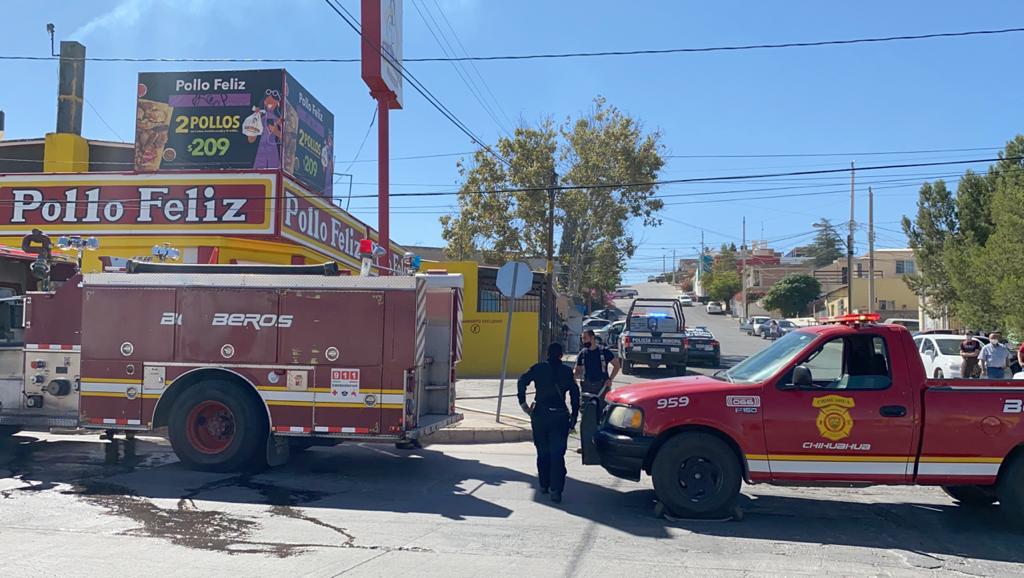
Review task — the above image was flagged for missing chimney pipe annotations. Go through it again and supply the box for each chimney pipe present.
[0,110,5,141]
[56,41,86,135]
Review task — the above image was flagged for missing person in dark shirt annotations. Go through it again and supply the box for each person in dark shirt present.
[960,330,981,378]
[574,329,620,462]
[518,342,581,503]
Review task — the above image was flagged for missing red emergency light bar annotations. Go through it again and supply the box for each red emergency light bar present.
[822,312,881,325]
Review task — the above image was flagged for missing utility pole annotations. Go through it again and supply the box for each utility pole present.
[868,186,875,314]
[545,169,557,352]
[662,254,666,277]
[741,217,748,319]
[847,161,855,313]
[672,249,677,285]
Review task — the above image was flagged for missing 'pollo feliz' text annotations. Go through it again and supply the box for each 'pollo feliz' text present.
[9,187,249,224]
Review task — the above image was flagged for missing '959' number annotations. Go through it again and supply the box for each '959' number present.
[657,396,690,410]
[1005,399,1023,414]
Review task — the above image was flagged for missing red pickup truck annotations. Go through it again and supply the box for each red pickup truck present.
[594,313,1024,527]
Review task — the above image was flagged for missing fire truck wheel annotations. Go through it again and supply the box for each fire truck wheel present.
[168,381,267,472]
[0,425,21,438]
[652,433,741,518]
[942,485,998,507]
[998,456,1024,529]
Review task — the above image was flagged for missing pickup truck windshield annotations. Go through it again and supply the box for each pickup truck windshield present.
[724,330,817,384]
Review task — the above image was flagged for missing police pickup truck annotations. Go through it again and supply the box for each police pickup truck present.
[619,298,688,376]
[595,313,1024,527]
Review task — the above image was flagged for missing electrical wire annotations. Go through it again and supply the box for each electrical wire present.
[320,0,512,168]
[4,26,1021,64]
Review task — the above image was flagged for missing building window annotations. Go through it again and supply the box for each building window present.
[895,260,916,274]
[477,268,540,313]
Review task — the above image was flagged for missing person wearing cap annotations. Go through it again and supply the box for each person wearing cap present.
[980,332,1012,379]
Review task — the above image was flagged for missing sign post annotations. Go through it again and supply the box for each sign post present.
[494,261,531,422]
[361,0,403,274]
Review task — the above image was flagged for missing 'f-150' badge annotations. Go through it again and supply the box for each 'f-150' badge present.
[813,395,855,441]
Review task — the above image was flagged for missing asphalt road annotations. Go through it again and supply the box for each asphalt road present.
[2,432,1023,576]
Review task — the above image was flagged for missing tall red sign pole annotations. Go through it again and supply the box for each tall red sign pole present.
[361,0,403,275]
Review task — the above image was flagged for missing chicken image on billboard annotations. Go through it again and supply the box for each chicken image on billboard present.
[135,69,334,197]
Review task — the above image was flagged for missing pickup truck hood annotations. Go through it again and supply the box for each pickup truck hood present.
[607,375,740,405]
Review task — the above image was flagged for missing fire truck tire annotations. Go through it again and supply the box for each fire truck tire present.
[651,433,741,518]
[942,485,998,507]
[998,456,1024,529]
[168,381,268,472]
[0,425,21,438]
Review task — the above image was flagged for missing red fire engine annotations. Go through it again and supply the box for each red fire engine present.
[0,233,463,471]
[594,313,1024,527]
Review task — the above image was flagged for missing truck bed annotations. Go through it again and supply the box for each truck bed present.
[917,378,1024,485]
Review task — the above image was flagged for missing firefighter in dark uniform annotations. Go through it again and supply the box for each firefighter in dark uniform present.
[518,342,580,503]
[575,329,621,463]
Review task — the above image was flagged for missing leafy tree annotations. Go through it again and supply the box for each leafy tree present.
[978,136,1024,334]
[808,218,843,267]
[762,274,822,317]
[441,97,665,297]
[707,271,742,308]
[902,181,958,317]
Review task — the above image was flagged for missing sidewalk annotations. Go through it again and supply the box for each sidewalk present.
[428,406,533,444]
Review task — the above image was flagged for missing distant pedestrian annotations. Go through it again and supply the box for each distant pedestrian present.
[518,342,580,504]
[960,330,981,379]
[980,332,1012,379]
[574,329,621,464]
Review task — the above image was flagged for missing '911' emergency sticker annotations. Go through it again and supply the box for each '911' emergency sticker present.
[331,368,360,399]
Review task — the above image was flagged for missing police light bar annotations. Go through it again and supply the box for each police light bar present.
[823,312,881,325]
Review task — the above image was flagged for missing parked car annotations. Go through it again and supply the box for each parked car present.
[582,318,612,333]
[777,319,799,336]
[739,318,753,333]
[749,316,771,336]
[586,308,624,322]
[884,318,921,333]
[914,334,986,379]
[705,301,724,315]
[685,327,721,367]
[595,320,626,348]
[678,295,694,307]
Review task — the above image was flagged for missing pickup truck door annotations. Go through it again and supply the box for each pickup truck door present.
[762,333,916,483]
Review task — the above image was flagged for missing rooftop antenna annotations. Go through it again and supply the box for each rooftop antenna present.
[46,23,57,56]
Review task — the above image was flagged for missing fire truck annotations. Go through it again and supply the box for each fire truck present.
[594,313,1024,527]
[0,233,464,471]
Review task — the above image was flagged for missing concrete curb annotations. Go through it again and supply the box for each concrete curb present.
[425,407,533,444]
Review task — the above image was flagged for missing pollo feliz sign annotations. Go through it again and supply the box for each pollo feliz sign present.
[0,175,274,234]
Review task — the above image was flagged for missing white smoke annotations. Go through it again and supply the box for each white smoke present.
[70,0,158,40]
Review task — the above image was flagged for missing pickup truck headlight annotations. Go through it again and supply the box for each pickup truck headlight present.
[606,405,644,432]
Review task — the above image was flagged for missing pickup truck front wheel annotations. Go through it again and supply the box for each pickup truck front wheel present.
[651,433,741,518]
[942,485,998,506]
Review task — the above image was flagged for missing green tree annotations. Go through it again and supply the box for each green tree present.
[977,136,1024,334]
[440,97,665,297]
[707,271,742,308]
[762,274,822,317]
[901,180,958,316]
[808,218,843,267]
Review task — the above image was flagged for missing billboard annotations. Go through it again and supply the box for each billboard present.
[361,0,403,108]
[0,173,275,235]
[134,70,334,196]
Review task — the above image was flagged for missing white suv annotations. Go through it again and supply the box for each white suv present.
[705,301,724,315]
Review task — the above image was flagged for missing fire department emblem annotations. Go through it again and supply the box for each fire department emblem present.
[813,395,855,441]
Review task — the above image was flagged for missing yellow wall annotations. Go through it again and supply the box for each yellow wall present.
[425,260,541,378]
[824,277,919,316]
[43,133,89,173]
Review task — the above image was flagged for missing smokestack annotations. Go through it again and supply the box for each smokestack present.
[0,110,5,141]
[56,41,86,135]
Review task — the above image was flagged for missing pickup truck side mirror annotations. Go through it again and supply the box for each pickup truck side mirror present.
[791,365,813,388]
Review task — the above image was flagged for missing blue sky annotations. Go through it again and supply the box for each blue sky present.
[2,0,1022,281]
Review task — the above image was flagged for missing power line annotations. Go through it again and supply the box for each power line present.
[4,26,1021,64]
[663,146,999,159]
[320,0,512,167]
[83,97,125,142]
[338,105,377,175]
